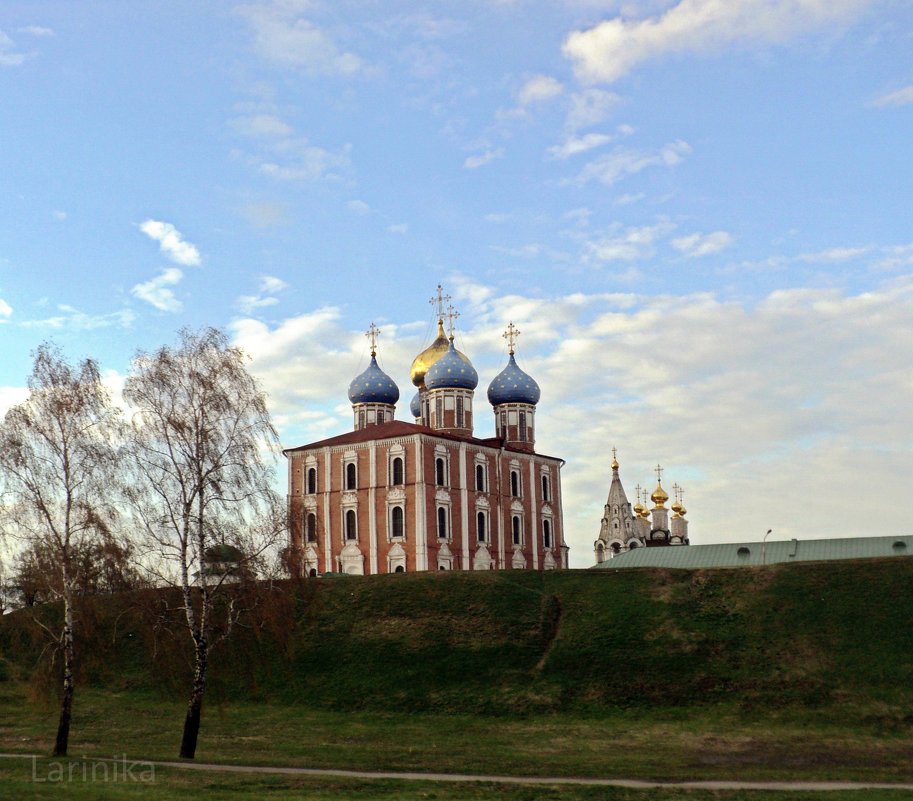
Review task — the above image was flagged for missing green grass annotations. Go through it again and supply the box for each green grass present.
[2,560,913,785]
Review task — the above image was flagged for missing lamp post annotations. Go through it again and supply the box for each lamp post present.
[761,528,773,565]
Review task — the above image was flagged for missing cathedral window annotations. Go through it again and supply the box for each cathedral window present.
[306,513,317,543]
[435,457,447,487]
[456,396,464,428]
[475,463,486,492]
[543,519,552,548]
[377,410,385,424]
[435,396,443,425]
[541,474,549,502]
[518,411,527,441]
[309,568,318,578]
[358,409,365,429]
[345,462,357,490]
[345,509,357,540]
[499,410,507,437]
[307,467,317,494]
[391,506,404,539]
[510,470,520,498]
[477,511,487,543]
[392,457,404,486]
[437,507,448,539]
[512,515,521,545]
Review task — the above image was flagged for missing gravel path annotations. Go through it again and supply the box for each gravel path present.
[3,752,913,792]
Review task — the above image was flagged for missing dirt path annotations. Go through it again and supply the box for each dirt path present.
[3,752,912,792]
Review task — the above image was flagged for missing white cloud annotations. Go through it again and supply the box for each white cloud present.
[258,139,351,181]
[672,230,734,257]
[517,74,564,105]
[231,114,294,138]
[347,199,371,214]
[237,2,363,75]
[17,25,54,37]
[0,29,27,66]
[564,0,874,84]
[236,274,290,315]
[131,268,184,312]
[0,386,29,416]
[260,275,289,294]
[799,246,870,262]
[583,221,675,262]
[570,140,691,186]
[464,148,504,169]
[565,88,621,130]
[0,298,12,318]
[871,85,913,108]
[388,223,409,234]
[241,201,287,228]
[548,132,615,160]
[139,220,202,266]
[22,305,135,330]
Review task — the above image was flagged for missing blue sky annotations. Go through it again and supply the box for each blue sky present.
[2,1,913,565]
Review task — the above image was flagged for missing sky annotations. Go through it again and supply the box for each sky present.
[2,0,913,567]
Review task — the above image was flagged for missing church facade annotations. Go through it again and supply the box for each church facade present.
[594,453,689,563]
[284,291,568,575]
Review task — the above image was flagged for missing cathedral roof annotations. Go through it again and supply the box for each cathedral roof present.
[282,420,563,462]
[409,391,422,418]
[425,341,479,391]
[487,354,541,406]
[410,320,473,389]
[347,355,400,405]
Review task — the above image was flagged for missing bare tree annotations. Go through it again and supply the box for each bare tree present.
[0,344,122,756]
[123,327,281,760]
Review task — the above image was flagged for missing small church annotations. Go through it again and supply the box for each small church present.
[284,286,568,576]
[594,452,690,563]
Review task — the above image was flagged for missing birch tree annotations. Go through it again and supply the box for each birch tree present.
[123,327,281,760]
[0,345,121,756]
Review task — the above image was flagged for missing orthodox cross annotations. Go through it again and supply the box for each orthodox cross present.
[429,284,450,321]
[634,484,642,505]
[365,322,380,357]
[654,464,664,484]
[672,482,682,504]
[611,446,618,462]
[503,321,520,355]
[445,302,460,339]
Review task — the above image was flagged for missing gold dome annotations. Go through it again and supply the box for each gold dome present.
[410,321,472,388]
[651,483,669,507]
[671,500,683,516]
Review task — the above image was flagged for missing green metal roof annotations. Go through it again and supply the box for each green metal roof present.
[591,535,913,570]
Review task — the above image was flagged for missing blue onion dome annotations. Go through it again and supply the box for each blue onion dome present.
[347,356,400,404]
[425,341,479,391]
[409,391,422,418]
[487,354,541,406]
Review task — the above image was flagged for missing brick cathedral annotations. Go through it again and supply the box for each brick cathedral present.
[284,287,568,575]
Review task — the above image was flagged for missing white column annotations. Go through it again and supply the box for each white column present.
[555,460,567,568]
[529,459,539,569]
[369,444,378,574]
[459,444,469,570]
[414,436,427,571]
[496,448,505,568]
[323,448,332,573]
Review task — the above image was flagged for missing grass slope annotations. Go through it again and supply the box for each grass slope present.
[2,559,912,783]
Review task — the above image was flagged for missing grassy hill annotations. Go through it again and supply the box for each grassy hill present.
[3,557,913,718]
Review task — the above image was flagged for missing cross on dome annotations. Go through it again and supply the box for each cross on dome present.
[429,284,451,321]
[673,482,682,504]
[365,322,380,356]
[503,321,520,355]
[445,302,460,340]
[654,464,664,484]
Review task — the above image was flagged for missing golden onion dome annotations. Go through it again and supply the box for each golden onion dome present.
[678,504,687,517]
[611,456,619,471]
[671,499,683,515]
[632,500,645,516]
[410,321,471,388]
[651,483,669,507]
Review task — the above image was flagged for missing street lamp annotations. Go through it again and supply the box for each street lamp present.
[761,528,773,565]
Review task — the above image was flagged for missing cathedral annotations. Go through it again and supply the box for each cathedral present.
[284,287,568,576]
[594,452,689,563]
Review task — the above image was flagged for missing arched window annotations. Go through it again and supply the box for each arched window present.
[499,410,507,436]
[437,507,447,539]
[308,568,317,578]
[435,457,446,486]
[345,509,357,540]
[512,516,521,545]
[391,506,404,538]
[307,467,317,494]
[475,464,485,492]
[345,462,357,490]
[358,409,365,429]
[518,411,527,441]
[456,396,464,428]
[394,565,405,573]
[377,410,385,424]
[541,474,549,502]
[510,470,520,498]
[543,519,552,548]
[477,511,487,543]
[392,457,404,486]
[306,513,317,543]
